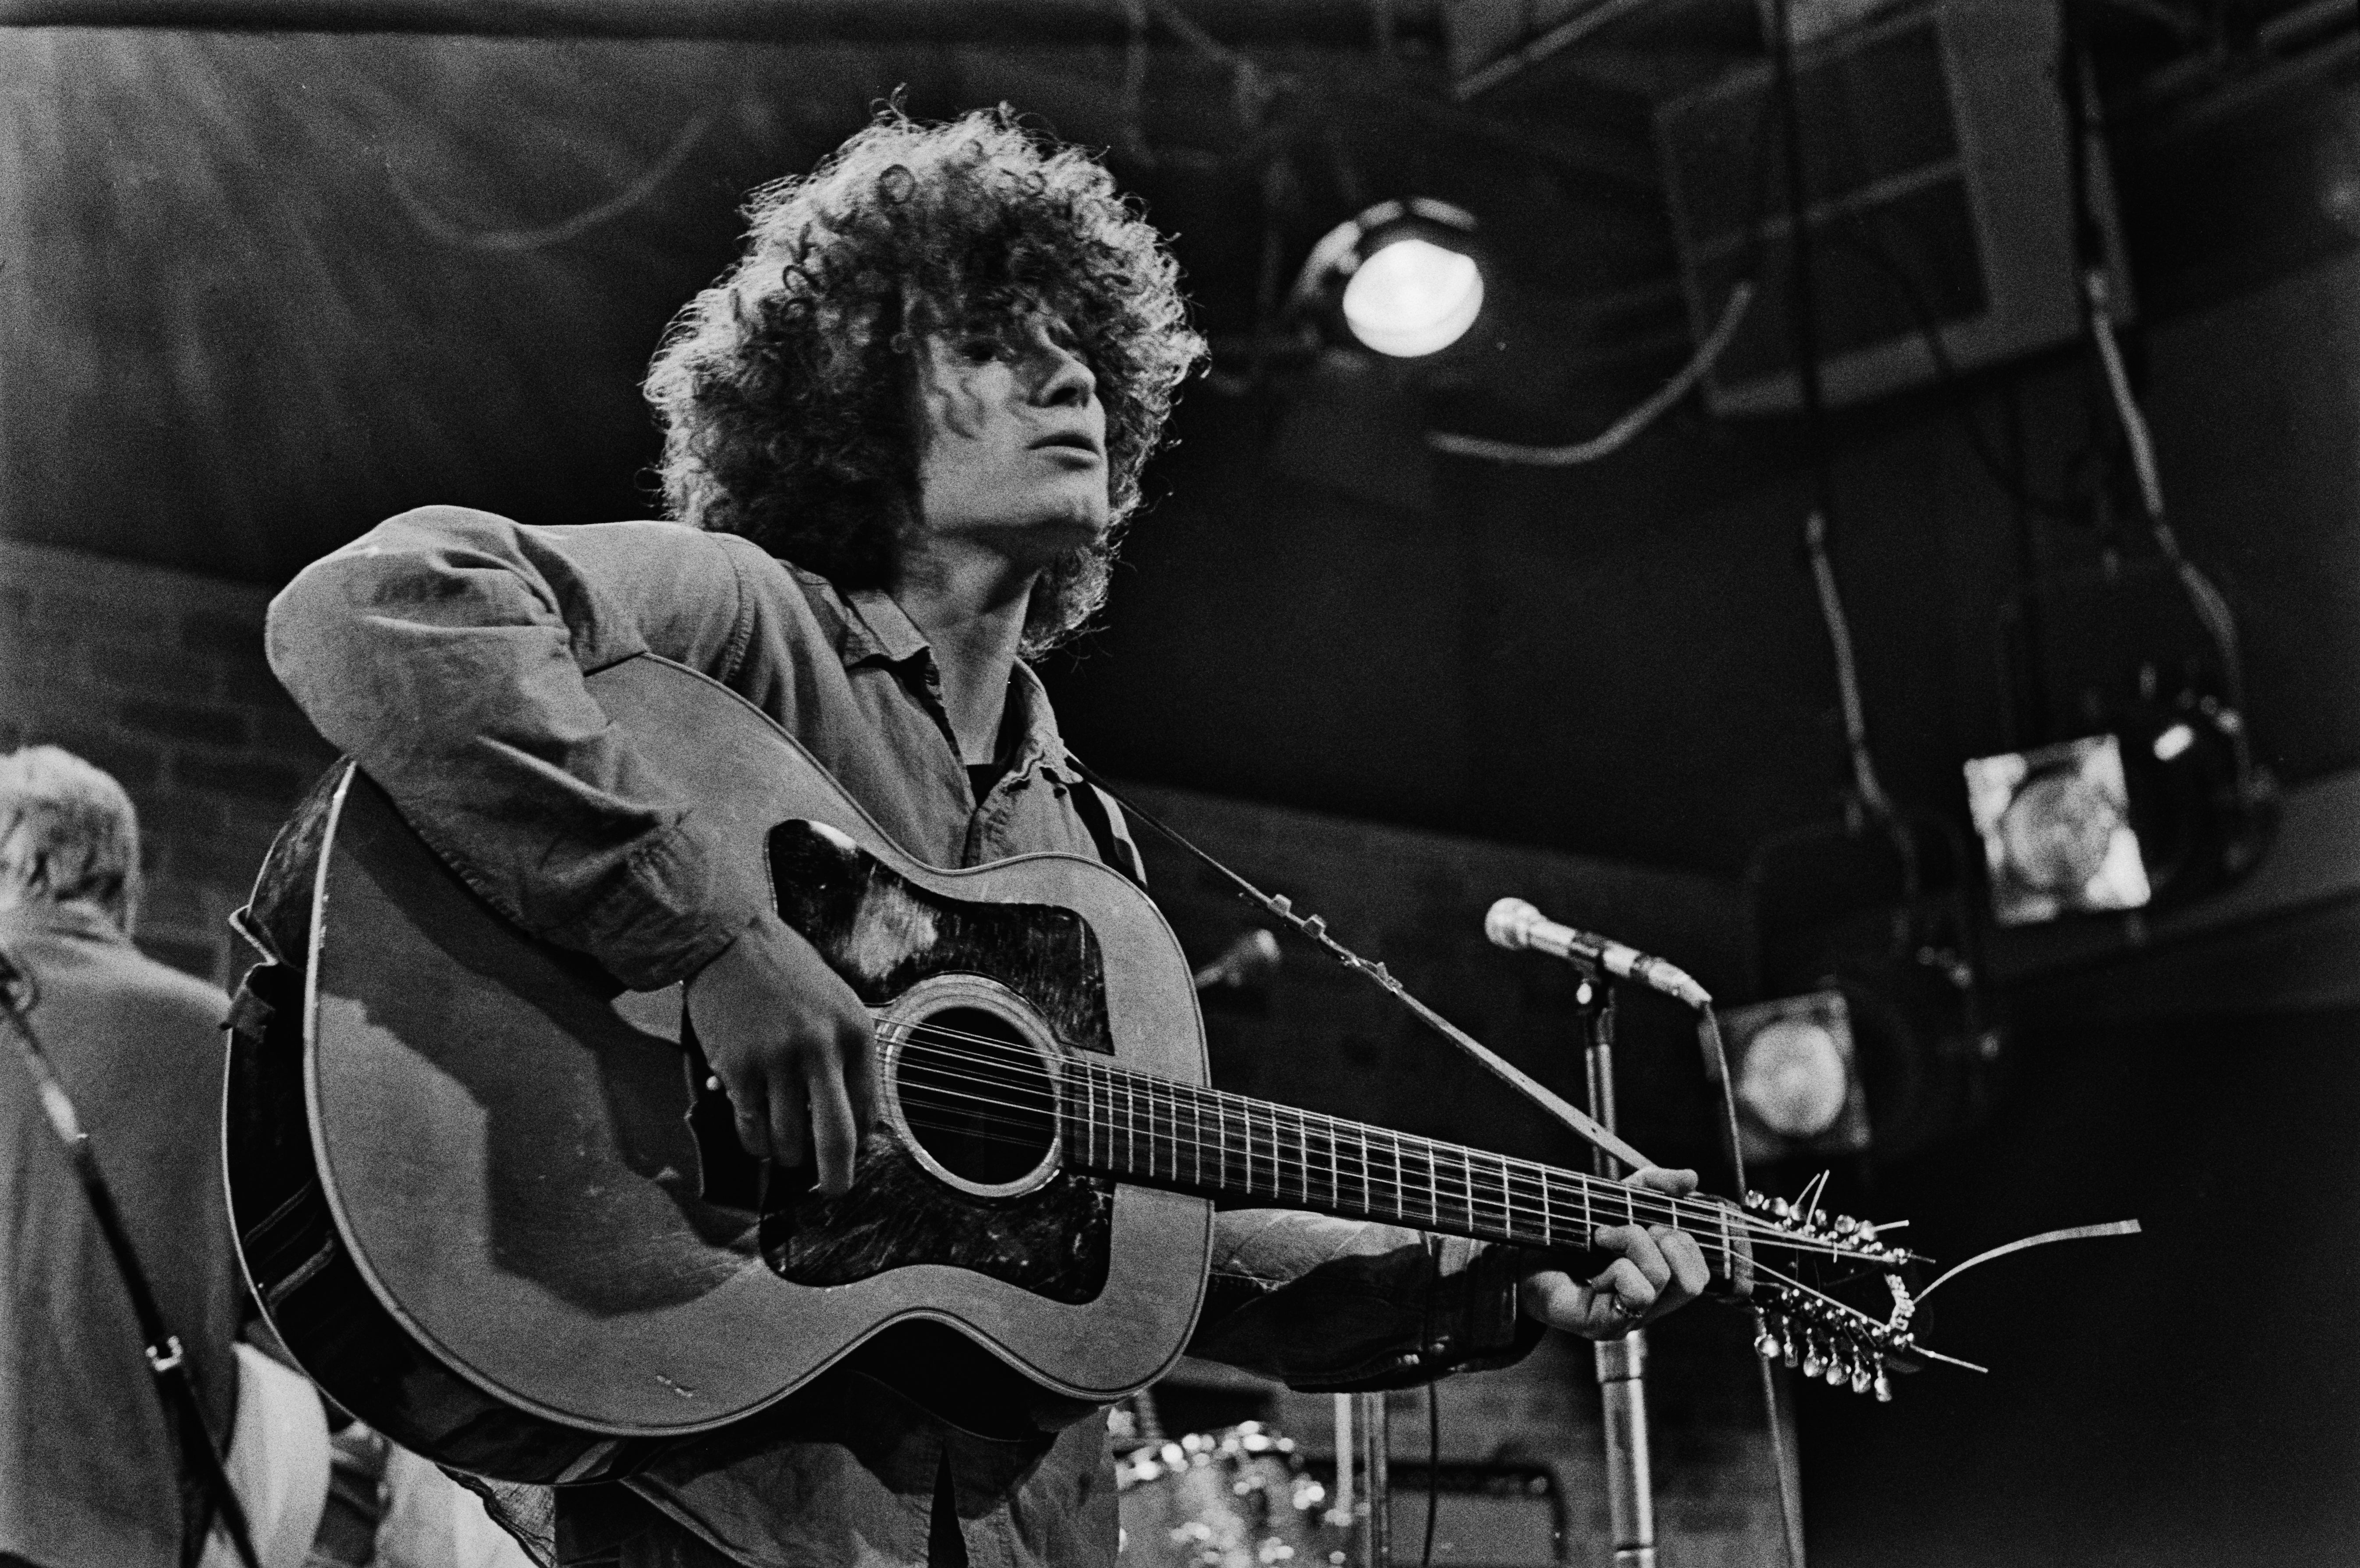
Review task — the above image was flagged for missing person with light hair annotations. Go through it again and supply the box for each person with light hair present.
[0,745,144,926]
[0,745,247,1567]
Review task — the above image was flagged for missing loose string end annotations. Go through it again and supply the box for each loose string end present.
[1918,1219,2143,1303]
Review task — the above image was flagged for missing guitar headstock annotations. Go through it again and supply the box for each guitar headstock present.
[1737,1188,1924,1403]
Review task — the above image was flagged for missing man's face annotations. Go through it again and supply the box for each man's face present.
[909,318,1110,566]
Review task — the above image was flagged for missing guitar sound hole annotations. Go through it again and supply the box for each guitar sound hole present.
[894,1007,1057,1191]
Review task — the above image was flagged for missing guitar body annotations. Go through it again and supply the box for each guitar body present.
[225,656,1214,1484]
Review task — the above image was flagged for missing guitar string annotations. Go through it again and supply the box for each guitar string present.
[850,1007,1885,1268]
[885,1029,1700,1236]
[878,1019,1849,1248]
[1748,1259,1888,1332]
[889,1069,1870,1270]
[870,1023,1876,1263]
[876,1022,1873,1259]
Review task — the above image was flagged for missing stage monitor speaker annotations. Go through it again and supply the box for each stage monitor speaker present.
[1654,0,2130,416]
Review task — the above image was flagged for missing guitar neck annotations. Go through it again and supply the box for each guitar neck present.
[1060,1057,1750,1286]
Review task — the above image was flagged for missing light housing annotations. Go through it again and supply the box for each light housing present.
[1719,990,1872,1165]
[1964,733,2151,927]
[1292,198,1485,360]
[1963,695,2275,927]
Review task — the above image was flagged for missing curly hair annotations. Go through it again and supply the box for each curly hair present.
[644,108,1204,653]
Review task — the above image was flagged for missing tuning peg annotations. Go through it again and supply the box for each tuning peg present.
[1873,1370,1893,1402]
[1801,1337,1824,1380]
[1850,1363,1874,1395]
[1782,1329,1800,1369]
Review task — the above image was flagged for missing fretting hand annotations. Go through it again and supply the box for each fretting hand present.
[684,911,877,1195]
[1519,1165,1712,1339]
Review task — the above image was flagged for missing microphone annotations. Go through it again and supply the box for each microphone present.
[1484,898,1712,1011]
[1193,929,1281,992]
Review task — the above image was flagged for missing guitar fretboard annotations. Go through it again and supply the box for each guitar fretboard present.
[1060,1056,1747,1283]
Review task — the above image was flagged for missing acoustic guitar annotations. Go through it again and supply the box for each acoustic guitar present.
[225,656,1908,1486]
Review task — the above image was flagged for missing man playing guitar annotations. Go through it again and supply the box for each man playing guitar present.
[264,109,1710,1568]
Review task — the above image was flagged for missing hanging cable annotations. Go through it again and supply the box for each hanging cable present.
[1803,510,1895,822]
[1426,284,1755,466]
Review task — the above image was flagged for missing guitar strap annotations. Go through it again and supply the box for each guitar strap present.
[1058,758,1659,1175]
[0,946,263,1568]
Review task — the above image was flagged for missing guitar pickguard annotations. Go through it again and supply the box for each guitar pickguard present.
[753,822,1117,1304]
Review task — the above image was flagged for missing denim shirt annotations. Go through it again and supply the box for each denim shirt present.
[266,507,1540,1568]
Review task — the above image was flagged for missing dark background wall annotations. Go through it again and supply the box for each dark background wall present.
[4,16,2359,1566]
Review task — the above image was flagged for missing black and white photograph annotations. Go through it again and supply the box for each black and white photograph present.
[1,1,2354,1564]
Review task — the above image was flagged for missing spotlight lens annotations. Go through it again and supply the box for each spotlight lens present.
[1341,238,1483,358]
[1998,770,2126,894]
[1738,1019,1850,1139]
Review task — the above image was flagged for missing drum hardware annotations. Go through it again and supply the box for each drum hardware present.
[1116,1423,1345,1568]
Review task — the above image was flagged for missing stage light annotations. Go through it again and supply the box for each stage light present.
[1964,734,2151,927]
[1292,199,1485,360]
[1965,694,2273,926]
[1342,237,1483,358]
[1719,990,1871,1165]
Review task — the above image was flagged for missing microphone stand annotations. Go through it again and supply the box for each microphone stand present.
[1575,975,1657,1568]
[1358,1391,1391,1568]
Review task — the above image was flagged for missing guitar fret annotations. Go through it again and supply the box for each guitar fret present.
[1274,1105,1291,1201]
[1221,1093,1238,1190]
[1273,1106,1292,1203]
[1138,1074,1154,1181]
[1247,1103,1266,1196]
[1230,1094,1245,1190]
[1189,1086,1204,1191]
[1293,1100,1312,1199]
[1274,1105,1290,1202]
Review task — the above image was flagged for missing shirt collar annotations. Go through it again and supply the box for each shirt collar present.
[1005,660,1079,785]
[833,580,1076,784]
[838,586,933,668]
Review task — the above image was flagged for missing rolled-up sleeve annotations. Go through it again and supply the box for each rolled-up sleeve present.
[1186,1210,1544,1391]
[265,506,773,990]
